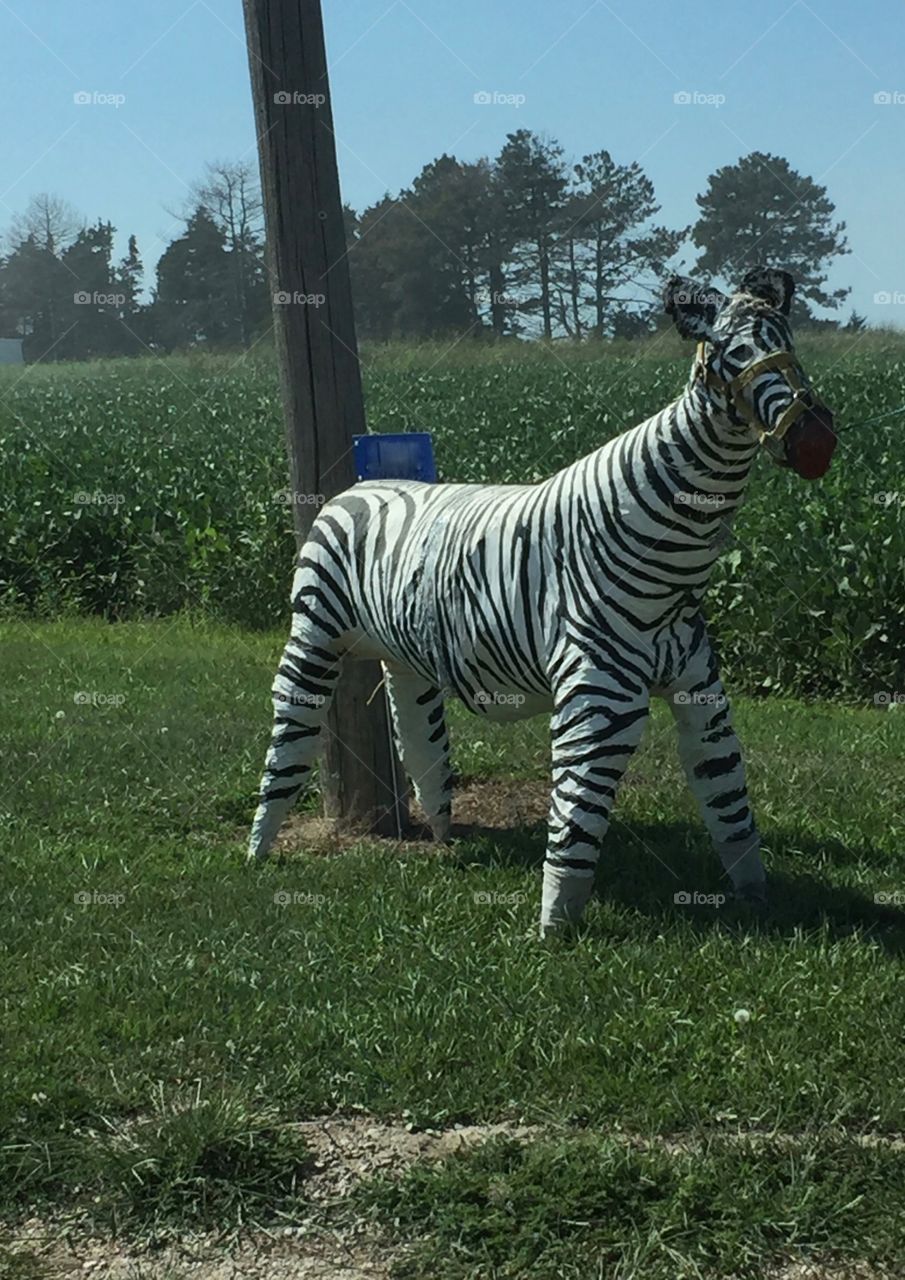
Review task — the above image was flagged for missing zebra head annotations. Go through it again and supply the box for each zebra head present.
[664,269,837,479]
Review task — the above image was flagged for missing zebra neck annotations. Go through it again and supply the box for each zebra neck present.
[553,383,762,633]
[656,384,759,503]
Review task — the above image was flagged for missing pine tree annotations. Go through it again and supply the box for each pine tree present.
[693,152,849,320]
[149,208,232,350]
[568,151,683,338]
[496,131,569,339]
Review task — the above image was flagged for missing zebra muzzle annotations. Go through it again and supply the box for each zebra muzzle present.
[782,406,837,480]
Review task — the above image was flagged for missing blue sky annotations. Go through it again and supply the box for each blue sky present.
[0,0,901,320]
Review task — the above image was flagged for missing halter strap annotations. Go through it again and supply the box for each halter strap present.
[694,342,813,442]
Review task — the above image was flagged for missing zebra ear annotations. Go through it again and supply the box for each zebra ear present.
[663,276,727,341]
[741,268,794,315]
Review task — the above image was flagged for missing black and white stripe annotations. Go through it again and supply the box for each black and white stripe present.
[249,269,820,932]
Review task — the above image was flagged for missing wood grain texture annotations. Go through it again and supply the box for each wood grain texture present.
[242,0,407,834]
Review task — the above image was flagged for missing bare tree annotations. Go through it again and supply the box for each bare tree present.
[8,192,83,253]
[3,194,84,348]
[190,160,265,346]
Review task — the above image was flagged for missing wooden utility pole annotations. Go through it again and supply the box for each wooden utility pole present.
[242,0,406,835]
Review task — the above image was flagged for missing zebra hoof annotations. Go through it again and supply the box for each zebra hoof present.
[537,919,585,945]
[732,881,768,911]
[430,817,452,845]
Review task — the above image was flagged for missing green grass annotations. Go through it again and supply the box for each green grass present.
[2,1095,313,1237]
[1,334,904,698]
[3,617,905,1266]
[356,1132,905,1278]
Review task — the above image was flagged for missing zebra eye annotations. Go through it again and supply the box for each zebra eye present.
[727,343,754,363]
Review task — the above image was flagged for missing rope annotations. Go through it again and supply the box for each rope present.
[834,402,905,435]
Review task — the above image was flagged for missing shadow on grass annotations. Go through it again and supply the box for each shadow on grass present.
[448,816,905,955]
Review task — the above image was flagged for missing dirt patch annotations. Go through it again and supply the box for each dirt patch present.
[271,777,550,857]
[1,1224,394,1279]
[295,1116,540,1202]
[449,777,549,831]
[767,1265,900,1280]
[4,1233,895,1280]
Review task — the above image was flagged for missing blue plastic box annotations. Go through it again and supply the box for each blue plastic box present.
[352,432,437,484]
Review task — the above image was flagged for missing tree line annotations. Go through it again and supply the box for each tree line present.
[0,134,855,361]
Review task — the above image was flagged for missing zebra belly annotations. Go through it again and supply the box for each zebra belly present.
[340,629,402,664]
[342,631,550,720]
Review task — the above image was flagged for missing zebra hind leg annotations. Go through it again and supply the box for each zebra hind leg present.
[663,658,766,906]
[247,622,343,861]
[382,664,453,841]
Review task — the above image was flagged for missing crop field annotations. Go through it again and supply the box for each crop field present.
[2,333,905,698]
[2,337,905,1279]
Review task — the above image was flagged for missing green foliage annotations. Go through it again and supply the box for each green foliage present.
[0,146,853,355]
[0,336,903,700]
[568,150,681,338]
[0,354,290,623]
[693,152,850,318]
[0,196,147,362]
[0,167,268,362]
[347,130,679,340]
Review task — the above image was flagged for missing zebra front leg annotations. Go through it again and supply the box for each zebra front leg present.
[542,678,650,936]
[247,625,342,861]
[383,664,453,841]
[663,651,766,906]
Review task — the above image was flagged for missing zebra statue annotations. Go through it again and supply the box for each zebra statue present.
[248,268,836,935]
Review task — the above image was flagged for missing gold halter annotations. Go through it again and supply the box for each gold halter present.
[694,341,815,442]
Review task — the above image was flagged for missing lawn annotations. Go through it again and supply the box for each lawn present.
[2,616,905,1277]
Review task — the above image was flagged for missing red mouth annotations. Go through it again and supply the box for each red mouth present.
[785,408,837,480]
